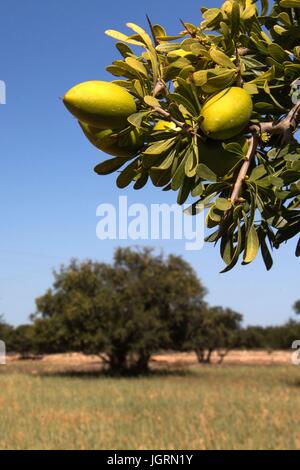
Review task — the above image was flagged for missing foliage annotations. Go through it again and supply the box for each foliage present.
[184,306,243,363]
[293,299,300,313]
[241,319,300,349]
[81,0,300,271]
[30,247,207,372]
[0,315,14,351]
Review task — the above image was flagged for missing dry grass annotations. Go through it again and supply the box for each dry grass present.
[0,353,299,450]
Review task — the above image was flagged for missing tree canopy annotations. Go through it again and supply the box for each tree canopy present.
[31,247,207,372]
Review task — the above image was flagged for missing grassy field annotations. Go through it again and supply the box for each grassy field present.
[0,359,299,450]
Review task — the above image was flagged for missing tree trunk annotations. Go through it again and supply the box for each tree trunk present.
[135,352,151,373]
[217,349,230,365]
[195,348,205,363]
[204,349,213,364]
[108,351,128,373]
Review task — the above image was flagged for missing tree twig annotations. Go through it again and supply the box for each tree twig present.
[230,133,259,204]
[249,100,300,145]
[230,99,300,204]
[153,106,187,129]
[152,78,167,97]
[235,46,244,88]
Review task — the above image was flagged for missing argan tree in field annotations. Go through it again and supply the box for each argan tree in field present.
[294,299,300,313]
[63,0,300,272]
[184,306,242,364]
[32,248,207,373]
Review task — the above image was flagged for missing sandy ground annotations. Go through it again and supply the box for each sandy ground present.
[7,350,293,367]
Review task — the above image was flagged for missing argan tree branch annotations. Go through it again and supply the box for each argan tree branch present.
[250,100,300,144]
[230,133,259,204]
[153,106,187,128]
[230,100,300,204]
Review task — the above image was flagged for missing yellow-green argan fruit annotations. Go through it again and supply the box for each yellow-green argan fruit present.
[200,87,253,140]
[199,137,248,177]
[63,81,137,129]
[79,122,142,158]
[153,120,177,131]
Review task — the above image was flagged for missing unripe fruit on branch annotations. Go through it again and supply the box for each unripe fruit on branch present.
[63,81,137,129]
[200,87,253,140]
[79,122,142,158]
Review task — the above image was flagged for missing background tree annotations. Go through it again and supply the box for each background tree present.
[0,315,14,352]
[184,306,243,364]
[12,325,37,359]
[294,300,300,314]
[31,247,207,373]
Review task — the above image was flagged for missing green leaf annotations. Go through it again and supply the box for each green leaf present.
[152,148,176,170]
[171,155,187,190]
[243,225,260,264]
[144,95,161,107]
[258,229,273,271]
[125,57,148,77]
[279,0,300,7]
[268,43,290,62]
[201,70,237,93]
[177,178,192,205]
[168,93,198,115]
[184,146,198,177]
[231,2,240,39]
[126,23,153,49]
[249,165,268,181]
[221,219,243,273]
[94,157,131,175]
[115,42,133,58]
[134,171,149,190]
[209,47,236,69]
[116,159,139,188]
[197,164,217,181]
[222,142,245,157]
[127,111,150,128]
[215,198,232,211]
[143,137,177,155]
[105,30,144,46]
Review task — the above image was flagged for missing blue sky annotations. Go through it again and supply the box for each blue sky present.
[0,0,298,327]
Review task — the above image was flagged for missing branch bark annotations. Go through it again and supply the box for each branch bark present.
[230,133,259,204]
[153,106,187,129]
[230,100,300,204]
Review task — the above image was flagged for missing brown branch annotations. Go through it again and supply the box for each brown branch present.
[153,106,187,129]
[249,100,300,145]
[235,46,244,88]
[152,78,167,98]
[230,99,300,204]
[230,133,259,204]
[237,47,250,56]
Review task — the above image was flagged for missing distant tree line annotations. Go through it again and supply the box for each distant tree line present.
[0,248,299,373]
